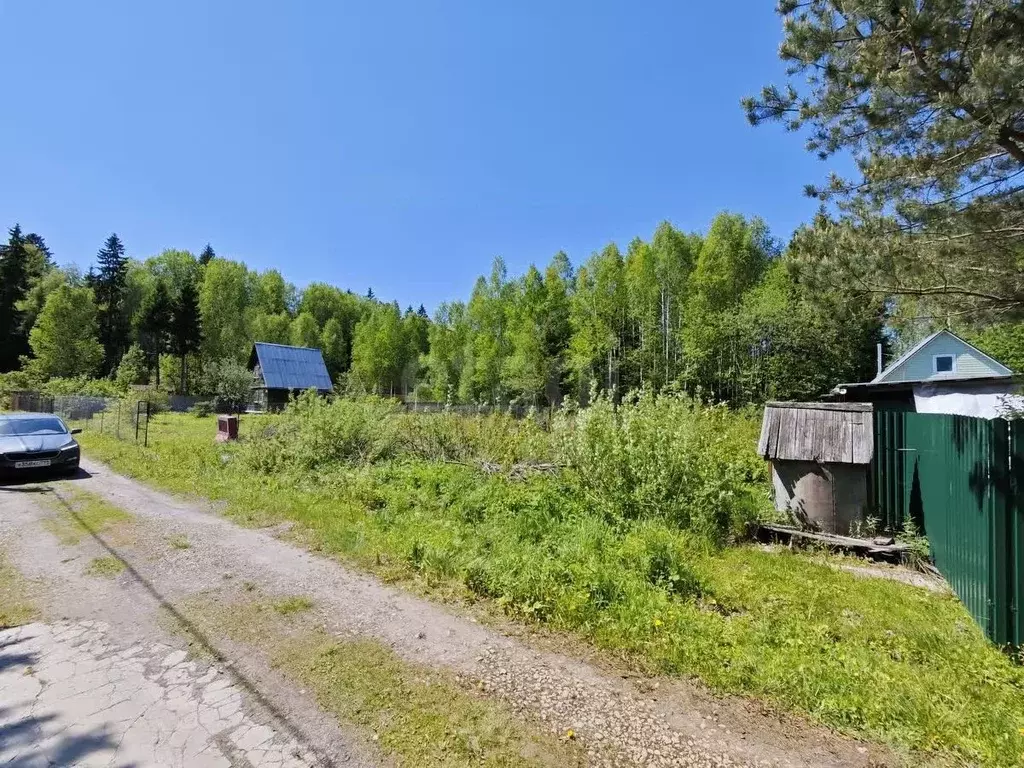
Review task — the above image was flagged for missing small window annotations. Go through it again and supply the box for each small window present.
[934,354,955,374]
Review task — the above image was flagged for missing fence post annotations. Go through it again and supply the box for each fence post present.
[144,401,151,448]
[135,401,141,443]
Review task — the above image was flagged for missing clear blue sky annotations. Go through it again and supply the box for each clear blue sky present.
[0,1,838,312]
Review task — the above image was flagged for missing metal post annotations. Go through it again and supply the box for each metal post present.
[144,401,150,448]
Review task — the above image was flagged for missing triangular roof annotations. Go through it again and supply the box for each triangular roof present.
[873,330,1012,383]
[248,343,333,392]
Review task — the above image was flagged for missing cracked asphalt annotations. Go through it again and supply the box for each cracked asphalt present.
[0,621,317,768]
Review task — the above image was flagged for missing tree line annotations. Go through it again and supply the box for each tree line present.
[0,212,888,406]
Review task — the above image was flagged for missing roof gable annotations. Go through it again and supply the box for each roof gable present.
[249,343,333,391]
[874,330,1012,384]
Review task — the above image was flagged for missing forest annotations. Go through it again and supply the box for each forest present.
[0,213,892,407]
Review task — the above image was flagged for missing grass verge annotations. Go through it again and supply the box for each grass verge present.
[0,549,37,628]
[43,487,133,545]
[80,415,1024,766]
[186,593,585,767]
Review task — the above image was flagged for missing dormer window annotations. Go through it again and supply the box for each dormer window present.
[933,354,955,374]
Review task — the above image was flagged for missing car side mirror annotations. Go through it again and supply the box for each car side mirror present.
[70,428,83,435]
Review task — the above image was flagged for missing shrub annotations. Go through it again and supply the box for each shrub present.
[242,392,400,473]
[554,390,769,543]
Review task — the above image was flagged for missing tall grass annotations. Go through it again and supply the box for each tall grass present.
[79,399,1024,765]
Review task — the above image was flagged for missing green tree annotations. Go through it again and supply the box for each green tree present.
[0,225,30,371]
[251,312,292,345]
[569,244,626,400]
[320,317,347,379]
[425,301,468,402]
[139,280,173,386]
[115,343,150,388]
[199,243,215,266]
[350,302,406,395]
[26,285,103,379]
[199,258,251,361]
[169,279,203,394]
[745,0,1024,319]
[460,258,510,403]
[92,233,131,373]
[290,312,321,349]
[504,265,549,405]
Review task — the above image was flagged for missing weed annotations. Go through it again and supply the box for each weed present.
[168,534,191,550]
[0,550,37,628]
[86,556,125,578]
[272,596,314,616]
[44,489,132,545]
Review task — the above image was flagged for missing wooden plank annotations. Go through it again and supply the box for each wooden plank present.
[853,409,874,463]
[757,407,773,457]
[760,524,911,554]
[765,401,873,413]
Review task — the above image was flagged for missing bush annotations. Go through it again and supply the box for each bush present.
[554,391,769,543]
[242,392,400,473]
[115,344,150,389]
[191,401,214,418]
[40,376,123,397]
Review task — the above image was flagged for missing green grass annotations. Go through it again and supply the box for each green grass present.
[85,555,125,578]
[43,488,133,545]
[0,550,37,628]
[168,534,191,550]
[187,595,584,767]
[79,413,1024,766]
[272,595,314,616]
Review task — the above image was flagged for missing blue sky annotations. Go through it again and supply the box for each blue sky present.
[0,1,839,311]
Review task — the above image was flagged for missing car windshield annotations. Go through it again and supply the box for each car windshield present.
[0,417,69,436]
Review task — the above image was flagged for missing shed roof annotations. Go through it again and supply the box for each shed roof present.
[249,343,333,392]
[758,402,874,465]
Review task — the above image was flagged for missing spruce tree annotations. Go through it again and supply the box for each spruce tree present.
[139,280,173,386]
[94,233,130,374]
[199,243,215,266]
[0,224,29,372]
[169,278,202,394]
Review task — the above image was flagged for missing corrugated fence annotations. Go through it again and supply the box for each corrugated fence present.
[873,411,1023,646]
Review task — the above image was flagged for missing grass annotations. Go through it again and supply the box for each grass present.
[85,555,125,577]
[187,594,584,767]
[79,411,1024,766]
[43,488,133,545]
[272,595,314,616]
[0,549,37,628]
[168,534,191,550]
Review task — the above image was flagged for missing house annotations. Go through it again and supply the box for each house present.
[830,330,1022,418]
[247,342,333,411]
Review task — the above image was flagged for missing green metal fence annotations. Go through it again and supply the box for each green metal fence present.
[872,412,1023,646]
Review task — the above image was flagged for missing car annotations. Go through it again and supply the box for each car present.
[0,413,82,478]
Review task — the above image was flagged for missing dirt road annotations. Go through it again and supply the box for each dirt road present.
[0,459,892,767]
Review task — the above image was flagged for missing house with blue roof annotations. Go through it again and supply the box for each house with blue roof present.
[248,342,333,411]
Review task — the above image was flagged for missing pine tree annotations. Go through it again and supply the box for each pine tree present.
[199,243,215,266]
[366,287,375,300]
[139,281,173,386]
[0,224,30,371]
[94,233,131,374]
[169,279,202,394]
[417,304,429,319]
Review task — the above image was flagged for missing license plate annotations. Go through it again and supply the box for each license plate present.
[14,459,51,469]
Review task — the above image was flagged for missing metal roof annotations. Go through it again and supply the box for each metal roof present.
[249,343,333,392]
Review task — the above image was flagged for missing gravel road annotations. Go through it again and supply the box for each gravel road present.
[0,458,893,767]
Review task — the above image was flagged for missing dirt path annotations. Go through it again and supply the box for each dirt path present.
[0,459,894,768]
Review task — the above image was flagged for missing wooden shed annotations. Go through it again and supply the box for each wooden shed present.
[758,402,874,535]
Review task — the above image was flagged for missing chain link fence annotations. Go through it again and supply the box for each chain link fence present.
[5,391,153,446]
